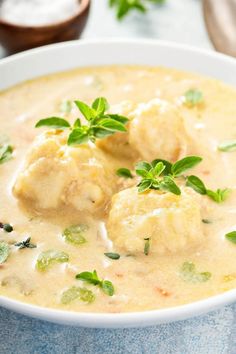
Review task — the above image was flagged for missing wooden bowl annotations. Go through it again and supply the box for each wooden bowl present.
[0,0,90,54]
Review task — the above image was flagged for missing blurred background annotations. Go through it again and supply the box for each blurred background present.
[0,0,235,58]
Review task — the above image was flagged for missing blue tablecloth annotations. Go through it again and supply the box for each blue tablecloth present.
[0,303,235,354]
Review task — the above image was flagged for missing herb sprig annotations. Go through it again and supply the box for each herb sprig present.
[15,237,36,249]
[126,156,202,194]
[109,0,166,20]
[35,97,129,146]
[76,270,114,296]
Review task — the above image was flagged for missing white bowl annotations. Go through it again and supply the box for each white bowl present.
[1,39,236,328]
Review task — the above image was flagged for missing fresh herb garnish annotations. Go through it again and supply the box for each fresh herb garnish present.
[180,262,211,283]
[109,0,166,20]
[144,238,150,256]
[0,145,13,165]
[0,223,13,233]
[184,89,204,107]
[135,156,201,194]
[61,286,95,305]
[218,140,236,152]
[15,237,36,249]
[76,270,114,296]
[63,224,87,245]
[116,168,133,179]
[104,252,120,260]
[186,175,230,203]
[36,250,69,271]
[60,100,73,114]
[36,97,129,146]
[0,242,10,264]
[225,231,236,244]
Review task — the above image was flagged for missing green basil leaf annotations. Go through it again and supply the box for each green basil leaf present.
[171,156,202,176]
[186,175,207,195]
[218,140,236,152]
[159,176,181,195]
[73,118,81,128]
[0,145,13,165]
[225,231,236,244]
[104,252,120,260]
[92,97,109,116]
[151,159,172,175]
[101,280,114,296]
[0,242,10,264]
[61,286,95,305]
[74,100,96,121]
[116,168,133,179]
[180,261,211,283]
[67,128,89,145]
[184,89,203,106]
[35,117,71,129]
[63,224,87,245]
[36,250,69,271]
[152,161,165,177]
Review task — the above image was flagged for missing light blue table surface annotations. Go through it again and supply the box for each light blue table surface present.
[1,1,235,353]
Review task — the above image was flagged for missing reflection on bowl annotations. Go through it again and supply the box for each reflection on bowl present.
[0,0,90,54]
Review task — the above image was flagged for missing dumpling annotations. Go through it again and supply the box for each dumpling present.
[128,98,189,162]
[13,131,116,214]
[107,186,204,255]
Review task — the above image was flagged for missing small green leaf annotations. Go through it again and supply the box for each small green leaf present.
[61,286,95,304]
[76,270,100,285]
[218,140,236,152]
[0,242,10,264]
[186,175,207,195]
[137,179,153,193]
[35,117,71,129]
[92,97,109,116]
[225,231,236,244]
[202,219,212,224]
[74,100,96,121]
[151,159,172,175]
[101,280,114,296]
[171,156,202,176]
[184,89,203,107]
[144,238,150,256]
[60,100,72,114]
[135,161,152,177]
[180,261,211,283]
[98,118,127,132]
[36,250,69,271]
[0,145,13,165]
[63,224,87,245]
[73,118,81,128]
[152,161,166,177]
[108,114,129,124]
[206,188,230,203]
[116,168,133,179]
[104,252,120,260]
[159,176,181,195]
[76,270,115,296]
[67,128,89,145]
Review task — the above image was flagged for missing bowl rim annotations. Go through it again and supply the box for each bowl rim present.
[0,0,90,30]
[0,38,236,328]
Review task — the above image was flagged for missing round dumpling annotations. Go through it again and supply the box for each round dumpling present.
[128,98,189,162]
[107,186,204,255]
[13,131,116,214]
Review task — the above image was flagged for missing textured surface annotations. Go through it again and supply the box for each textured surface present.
[1,1,233,353]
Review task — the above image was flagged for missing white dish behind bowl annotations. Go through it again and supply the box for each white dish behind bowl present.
[0,39,236,328]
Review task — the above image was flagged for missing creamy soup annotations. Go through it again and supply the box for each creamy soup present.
[1,65,236,313]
